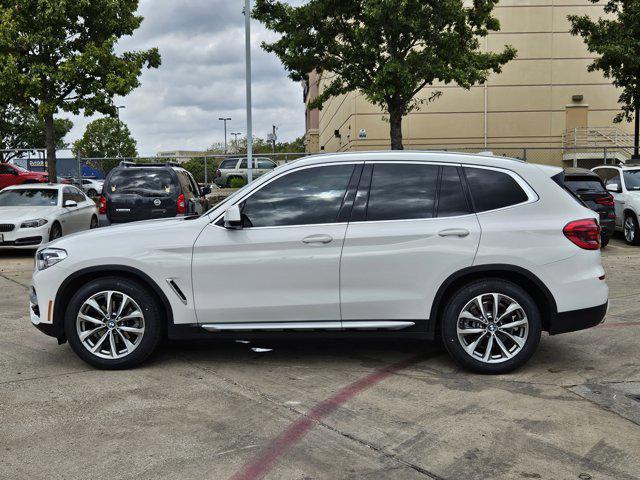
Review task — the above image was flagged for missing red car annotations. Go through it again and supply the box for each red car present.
[0,163,48,190]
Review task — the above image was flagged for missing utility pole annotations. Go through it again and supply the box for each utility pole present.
[231,132,242,153]
[245,0,253,183]
[270,124,278,154]
[219,117,231,154]
[115,105,126,159]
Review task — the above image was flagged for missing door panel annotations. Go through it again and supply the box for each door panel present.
[192,162,359,324]
[340,215,480,320]
[192,223,347,322]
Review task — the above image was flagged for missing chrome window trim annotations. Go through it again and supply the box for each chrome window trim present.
[211,161,364,228]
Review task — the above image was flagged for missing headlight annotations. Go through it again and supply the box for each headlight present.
[36,248,67,270]
[21,218,48,228]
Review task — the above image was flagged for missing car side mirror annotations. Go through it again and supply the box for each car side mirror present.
[223,204,242,229]
[606,183,621,193]
[201,186,212,196]
[64,200,78,208]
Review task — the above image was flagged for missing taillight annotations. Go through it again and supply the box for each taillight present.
[177,193,186,214]
[99,195,107,214]
[215,169,221,178]
[563,219,601,250]
[595,194,614,207]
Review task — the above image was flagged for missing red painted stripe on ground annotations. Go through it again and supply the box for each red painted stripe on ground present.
[597,321,640,329]
[228,354,428,480]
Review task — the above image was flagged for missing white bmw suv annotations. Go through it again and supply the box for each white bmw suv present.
[30,152,608,374]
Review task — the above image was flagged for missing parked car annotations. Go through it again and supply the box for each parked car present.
[100,162,211,224]
[80,178,104,197]
[592,164,640,245]
[0,184,98,249]
[30,152,607,373]
[214,157,278,187]
[563,168,615,247]
[0,163,48,190]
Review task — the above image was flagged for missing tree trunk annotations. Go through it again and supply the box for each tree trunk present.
[634,106,640,160]
[44,113,57,180]
[389,107,404,150]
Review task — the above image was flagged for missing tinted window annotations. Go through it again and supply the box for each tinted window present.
[0,189,58,206]
[594,168,619,183]
[62,187,75,204]
[464,167,529,212]
[69,186,86,202]
[366,164,438,221]
[241,165,354,227]
[0,164,15,174]
[438,166,470,217]
[107,169,175,197]
[219,159,237,169]
[259,160,276,169]
[564,177,606,194]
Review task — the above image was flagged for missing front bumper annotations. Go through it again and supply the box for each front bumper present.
[0,224,49,249]
[548,301,608,335]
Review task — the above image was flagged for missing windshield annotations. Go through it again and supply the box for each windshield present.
[107,169,175,197]
[0,189,58,206]
[624,170,640,191]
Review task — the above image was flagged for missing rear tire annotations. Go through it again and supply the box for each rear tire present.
[440,279,542,374]
[623,213,640,245]
[64,277,162,369]
[87,188,98,197]
[90,215,99,229]
[600,234,610,248]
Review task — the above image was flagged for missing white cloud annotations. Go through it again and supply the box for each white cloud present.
[60,0,305,156]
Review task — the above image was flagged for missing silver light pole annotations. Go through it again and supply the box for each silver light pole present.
[244,0,253,183]
[231,132,242,153]
[218,117,231,154]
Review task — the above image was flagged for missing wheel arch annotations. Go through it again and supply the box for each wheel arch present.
[429,264,558,336]
[52,265,174,344]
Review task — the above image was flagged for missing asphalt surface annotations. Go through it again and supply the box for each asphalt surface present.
[0,235,639,480]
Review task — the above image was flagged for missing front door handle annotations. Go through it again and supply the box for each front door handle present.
[438,228,470,238]
[302,234,333,244]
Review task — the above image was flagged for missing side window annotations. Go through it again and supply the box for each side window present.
[241,164,354,228]
[219,159,237,169]
[62,187,74,204]
[239,159,258,169]
[177,171,191,193]
[366,163,438,221]
[187,172,200,196]
[464,167,529,212]
[258,160,276,169]
[438,166,470,217]
[0,164,14,174]
[606,174,621,188]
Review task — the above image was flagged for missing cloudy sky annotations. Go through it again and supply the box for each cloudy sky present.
[60,0,306,156]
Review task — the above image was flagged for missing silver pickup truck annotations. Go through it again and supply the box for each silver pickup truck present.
[214,157,278,187]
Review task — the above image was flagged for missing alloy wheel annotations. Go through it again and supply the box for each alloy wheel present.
[456,293,529,364]
[625,217,635,243]
[76,290,145,360]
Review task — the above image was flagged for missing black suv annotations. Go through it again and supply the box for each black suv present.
[564,168,615,247]
[100,162,211,224]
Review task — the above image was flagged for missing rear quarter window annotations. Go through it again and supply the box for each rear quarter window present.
[464,167,529,212]
[219,160,237,169]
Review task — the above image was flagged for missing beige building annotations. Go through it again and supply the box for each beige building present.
[303,1,635,166]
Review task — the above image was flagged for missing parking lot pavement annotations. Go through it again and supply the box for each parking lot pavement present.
[1,237,639,480]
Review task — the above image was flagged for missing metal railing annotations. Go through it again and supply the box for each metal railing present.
[562,126,635,159]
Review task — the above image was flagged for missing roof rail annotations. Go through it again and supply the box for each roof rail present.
[119,161,181,168]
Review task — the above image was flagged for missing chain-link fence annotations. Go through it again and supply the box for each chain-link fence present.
[3,146,637,192]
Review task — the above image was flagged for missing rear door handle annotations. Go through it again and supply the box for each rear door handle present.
[438,228,470,238]
[302,234,333,244]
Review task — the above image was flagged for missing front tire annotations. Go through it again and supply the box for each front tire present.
[49,222,62,241]
[441,279,542,374]
[623,213,640,245]
[64,277,162,369]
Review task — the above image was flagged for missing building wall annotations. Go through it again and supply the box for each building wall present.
[309,0,632,165]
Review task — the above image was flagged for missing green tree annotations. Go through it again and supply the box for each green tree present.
[180,157,217,184]
[569,1,640,158]
[254,0,516,150]
[230,135,306,154]
[73,117,138,175]
[0,104,72,161]
[0,0,161,179]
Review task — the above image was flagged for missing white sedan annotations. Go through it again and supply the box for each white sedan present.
[0,184,98,250]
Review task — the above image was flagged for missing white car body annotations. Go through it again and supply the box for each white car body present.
[80,178,104,196]
[30,152,608,372]
[592,165,640,243]
[0,184,98,250]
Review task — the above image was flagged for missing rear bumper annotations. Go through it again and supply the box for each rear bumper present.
[548,301,608,335]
